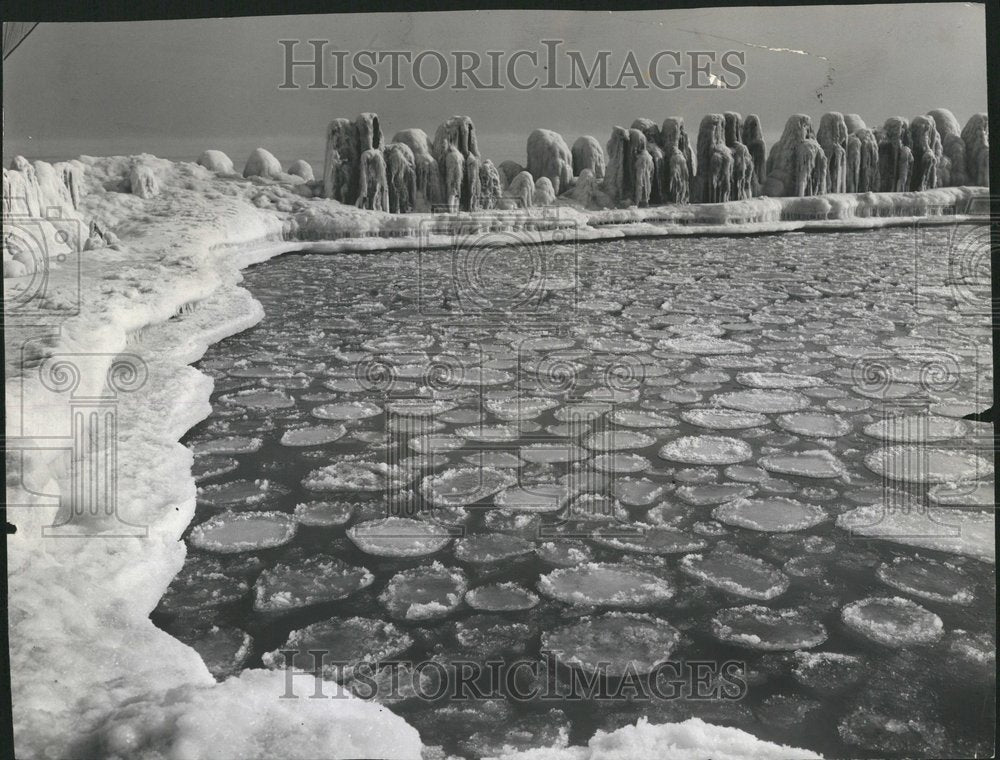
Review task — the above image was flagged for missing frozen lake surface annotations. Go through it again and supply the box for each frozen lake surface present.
[158,227,994,758]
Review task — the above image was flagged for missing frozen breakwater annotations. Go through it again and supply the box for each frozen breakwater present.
[3,153,992,759]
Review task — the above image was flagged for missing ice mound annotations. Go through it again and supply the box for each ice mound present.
[791,651,866,695]
[712,497,827,532]
[658,336,753,355]
[675,483,756,506]
[379,562,467,620]
[681,409,768,430]
[263,617,413,682]
[303,460,408,492]
[864,445,994,483]
[759,450,847,480]
[776,412,850,438]
[711,605,827,650]
[421,467,515,507]
[346,517,452,557]
[280,424,347,447]
[875,556,975,605]
[679,550,789,600]
[188,511,297,553]
[658,436,752,465]
[465,582,540,611]
[590,526,709,555]
[83,668,420,759]
[157,556,251,614]
[862,415,967,442]
[735,372,821,389]
[254,554,374,612]
[542,612,681,676]
[841,596,944,647]
[312,400,382,420]
[584,430,656,451]
[454,533,533,565]
[486,716,821,759]
[219,388,295,410]
[927,480,994,507]
[613,478,667,506]
[496,483,571,512]
[190,435,262,455]
[609,409,679,428]
[535,540,595,567]
[292,500,355,527]
[714,390,810,414]
[537,562,675,607]
[837,505,995,562]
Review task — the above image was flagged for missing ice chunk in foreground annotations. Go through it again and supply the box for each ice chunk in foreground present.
[542,612,681,676]
[484,716,821,760]
[537,562,675,607]
[711,605,827,650]
[841,596,944,647]
[188,511,297,554]
[85,668,421,759]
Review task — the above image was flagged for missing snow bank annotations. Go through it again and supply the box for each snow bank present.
[4,153,988,759]
[485,717,823,760]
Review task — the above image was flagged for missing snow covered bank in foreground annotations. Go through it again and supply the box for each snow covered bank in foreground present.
[4,154,989,759]
[485,718,823,760]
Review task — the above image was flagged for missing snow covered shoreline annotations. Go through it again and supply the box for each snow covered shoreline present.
[4,155,989,759]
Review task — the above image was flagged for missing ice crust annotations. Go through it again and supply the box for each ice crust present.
[5,154,987,759]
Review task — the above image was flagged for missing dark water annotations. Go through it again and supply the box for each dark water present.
[157,227,995,758]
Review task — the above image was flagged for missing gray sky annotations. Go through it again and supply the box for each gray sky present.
[2,5,987,169]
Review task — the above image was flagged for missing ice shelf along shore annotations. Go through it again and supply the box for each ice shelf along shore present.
[3,153,992,760]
